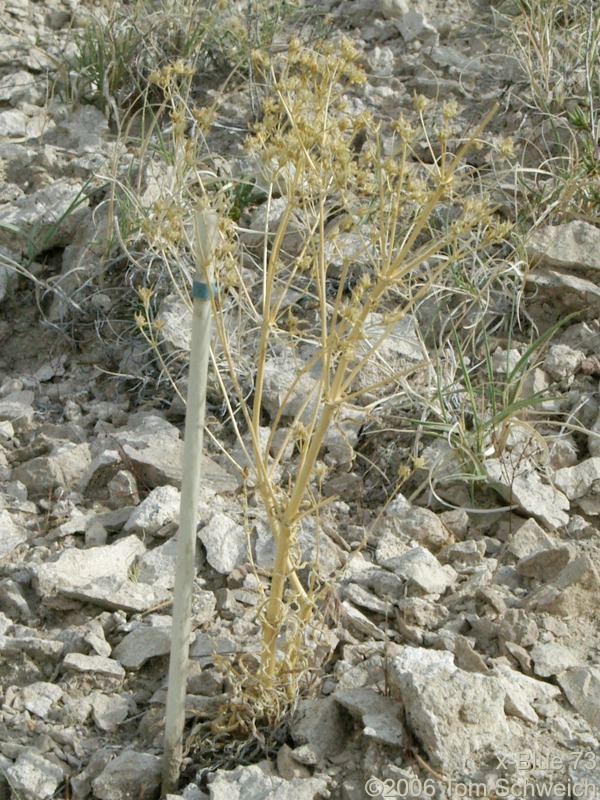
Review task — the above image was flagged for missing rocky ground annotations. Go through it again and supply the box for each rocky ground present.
[1,0,600,799]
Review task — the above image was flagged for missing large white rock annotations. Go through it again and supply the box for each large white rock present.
[31,534,145,597]
[207,761,328,800]
[112,623,172,670]
[525,268,600,315]
[527,220,600,272]
[378,0,409,20]
[157,293,192,354]
[334,686,406,747]
[92,751,161,800]
[198,511,247,573]
[90,692,130,732]
[63,653,125,679]
[493,664,560,724]
[5,751,64,800]
[0,389,35,432]
[508,518,556,559]
[383,546,456,595]
[395,7,438,45]
[484,457,569,529]
[0,180,88,253]
[29,533,170,612]
[13,441,91,495]
[390,647,511,772]
[0,508,27,558]
[124,485,181,535]
[554,457,600,500]
[107,414,237,493]
[135,537,178,588]
[558,666,600,731]
[21,681,63,719]
[531,642,579,677]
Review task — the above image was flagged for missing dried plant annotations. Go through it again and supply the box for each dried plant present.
[124,37,513,756]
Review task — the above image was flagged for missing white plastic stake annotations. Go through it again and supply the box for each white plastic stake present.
[162,210,220,795]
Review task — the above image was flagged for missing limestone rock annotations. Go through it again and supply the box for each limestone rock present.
[493,664,560,725]
[498,609,539,648]
[527,221,600,272]
[452,635,489,674]
[439,540,485,567]
[0,633,64,662]
[13,441,92,496]
[241,197,305,254]
[526,555,600,614]
[531,642,579,677]
[0,180,88,253]
[20,681,63,718]
[588,410,600,457]
[207,761,328,800]
[78,449,121,494]
[63,653,125,679]
[344,582,390,615]
[108,470,140,508]
[63,575,172,614]
[0,508,27,558]
[525,268,600,316]
[124,485,181,535]
[109,413,237,492]
[378,0,409,20]
[377,496,452,552]
[543,344,584,381]
[334,687,406,747]
[0,389,35,432]
[484,457,569,529]
[67,749,114,800]
[341,600,386,640]
[374,530,410,564]
[390,647,511,772]
[353,314,426,398]
[0,69,45,105]
[554,458,600,504]
[0,108,45,139]
[322,230,377,280]
[291,696,351,765]
[261,350,319,421]
[112,623,172,670]
[135,538,178,589]
[5,751,64,800]
[254,515,342,578]
[90,692,130,732]
[554,555,600,590]
[92,751,161,800]
[189,633,240,664]
[395,7,438,45]
[384,546,456,596]
[0,577,31,619]
[30,533,170,611]
[558,666,600,731]
[199,510,247,574]
[157,293,192,354]
[276,744,312,780]
[568,759,600,799]
[46,105,110,152]
[516,546,572,580]
[508,519,556,559]
[31,534,145,598]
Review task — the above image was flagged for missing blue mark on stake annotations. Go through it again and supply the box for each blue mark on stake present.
[192,280,217,300]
